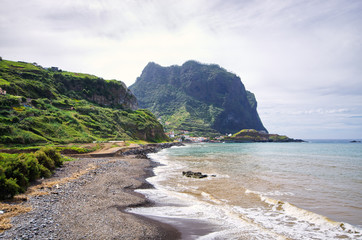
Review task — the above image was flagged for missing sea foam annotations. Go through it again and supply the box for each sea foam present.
[128,143,362,239]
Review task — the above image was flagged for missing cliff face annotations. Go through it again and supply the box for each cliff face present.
[53,73,138,110]
[129,61,267,136]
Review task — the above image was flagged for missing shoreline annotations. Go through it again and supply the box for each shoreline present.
[0,143,182,239]
[129,144,224,239]
[131,142,362,239]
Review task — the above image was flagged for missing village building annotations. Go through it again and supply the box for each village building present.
[166,131,175,138]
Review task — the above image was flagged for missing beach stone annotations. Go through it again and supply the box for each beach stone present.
[182,171,208,179]
[0,145,182,240]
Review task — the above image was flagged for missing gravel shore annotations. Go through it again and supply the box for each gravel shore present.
[0,155,180,239]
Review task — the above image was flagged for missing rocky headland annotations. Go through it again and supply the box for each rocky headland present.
[224,129,304,142]
[130,60,267,136]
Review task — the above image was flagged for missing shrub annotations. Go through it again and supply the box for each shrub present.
[0,166,21,199]
[0,147,64,199]
[11,116,20,123]
[38,164,51,178]
[35,150,55,171]
[0,175,20,199]
[0,123,12,135]
[3,158,29,193]
[9,169,28,192]
[21,153,41,181]
[40,146,62,167]
[0,95,21,107]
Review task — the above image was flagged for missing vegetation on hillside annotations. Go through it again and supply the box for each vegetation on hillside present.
[0,59,168,145]
[0,60,137,109]
[224,129,304,142]
[130,60,267,137]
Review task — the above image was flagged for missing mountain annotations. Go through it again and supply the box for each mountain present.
[0,59,168,144]
[129,60,267,136]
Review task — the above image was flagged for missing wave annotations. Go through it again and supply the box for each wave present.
[245,189,362,239]
[129,145,362,239]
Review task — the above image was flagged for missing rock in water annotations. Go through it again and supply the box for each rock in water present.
[182,171,208,179]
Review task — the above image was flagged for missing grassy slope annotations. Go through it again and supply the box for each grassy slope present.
[0,59,168,146]
[225,129,296,142]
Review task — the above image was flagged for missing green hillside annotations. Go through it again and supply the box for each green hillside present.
[224,129,304,142]
[0,59,168,145]
[130,61,267,137]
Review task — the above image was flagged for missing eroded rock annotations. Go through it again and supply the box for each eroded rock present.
[182,171,208,179]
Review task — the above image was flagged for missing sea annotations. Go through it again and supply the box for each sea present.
[128,140,362,239]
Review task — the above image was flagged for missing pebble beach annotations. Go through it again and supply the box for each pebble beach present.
[0,154,180,239]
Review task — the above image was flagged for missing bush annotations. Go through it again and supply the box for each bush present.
[41,146,62,167]
[11,116,20,123]
[10,169,28,192]
[0,123,12,135]
[0,175,20,199]
[0,95,21,107]
[3,158,29,192]
[21,153,40,181]
[0,147,63,199]
[38,164,51,178]
[35,150,55,171]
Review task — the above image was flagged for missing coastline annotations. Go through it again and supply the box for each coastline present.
[0,144,182,239]
[131,142,362,239]
[129,144,225,239]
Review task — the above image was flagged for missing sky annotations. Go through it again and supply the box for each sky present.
[1,0,361,139]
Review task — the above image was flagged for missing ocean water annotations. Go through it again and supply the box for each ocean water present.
[128,141,362,239]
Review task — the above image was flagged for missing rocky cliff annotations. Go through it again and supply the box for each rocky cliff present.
[53,73,138,110]
[129,60,267,136]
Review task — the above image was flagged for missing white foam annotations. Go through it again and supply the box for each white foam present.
[245,189,295,196]
[241,192,362,239]
[128,149,279,238]
[129,187,281,239]
[129,146,362,239]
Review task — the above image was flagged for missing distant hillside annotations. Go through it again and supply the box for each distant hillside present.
[0,59,168,144]
[129,61,267,136]
[224,129,304,142]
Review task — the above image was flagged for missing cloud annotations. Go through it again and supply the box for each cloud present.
[0,0,361,138]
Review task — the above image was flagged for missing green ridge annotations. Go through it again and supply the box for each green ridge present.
[224,129,303,142]
[0,59,168,145]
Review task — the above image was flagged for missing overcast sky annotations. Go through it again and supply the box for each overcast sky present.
[1,0,361,139]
